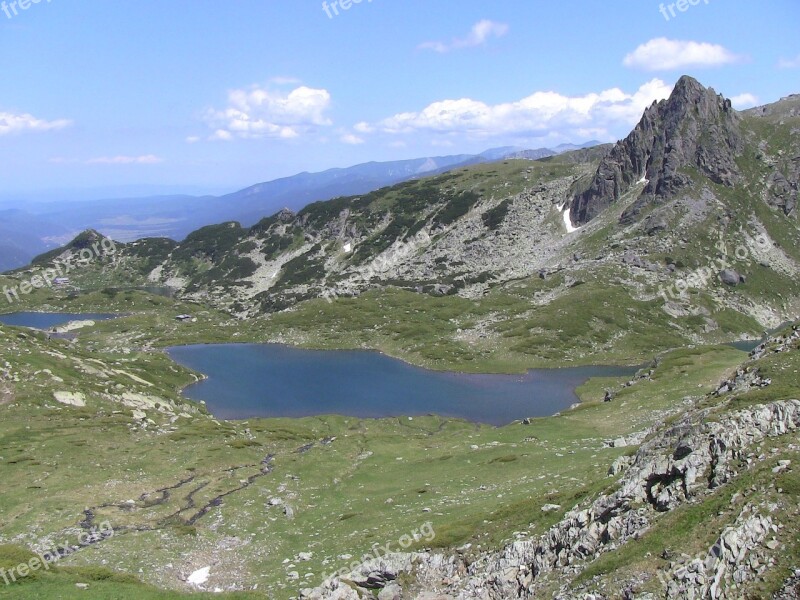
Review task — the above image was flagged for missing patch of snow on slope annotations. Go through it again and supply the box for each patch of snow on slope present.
[562,205,579,233]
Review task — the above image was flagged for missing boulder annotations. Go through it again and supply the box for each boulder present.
[53,391,86,407]
[720,269,744,286]
[645,214,669,235]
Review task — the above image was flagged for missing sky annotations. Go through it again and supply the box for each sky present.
[0,0,798,199]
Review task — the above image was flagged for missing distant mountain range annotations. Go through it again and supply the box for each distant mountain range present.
[0,142,600,272]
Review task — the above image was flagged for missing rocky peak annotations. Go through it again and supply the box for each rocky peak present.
[570,75,743,226]
[276,207,296,223]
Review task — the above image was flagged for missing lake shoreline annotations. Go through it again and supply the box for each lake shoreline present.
[166,342,641,427]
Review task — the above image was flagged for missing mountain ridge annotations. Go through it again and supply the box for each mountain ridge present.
[0,144,599,272]
[12,76,797,375]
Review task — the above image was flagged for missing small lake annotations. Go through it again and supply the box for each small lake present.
[727,322,793,353]
[728,339,762,353]
[167,344,640,426]
[0,312,118,330]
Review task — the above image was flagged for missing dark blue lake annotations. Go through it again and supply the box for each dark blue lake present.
[0,312,118,330]
[167,344,639,426]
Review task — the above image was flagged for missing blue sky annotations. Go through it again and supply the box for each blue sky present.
[0,0,798,197]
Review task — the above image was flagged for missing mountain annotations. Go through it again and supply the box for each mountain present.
[1,145,599,271]
[478,146,528,160]
[3,77,800,599]
[552,140,602,153]
[209,153,481,229]
[501,141,603,161]
[23,77,799,366]
[501,147,556,160]
[570,76,744,226]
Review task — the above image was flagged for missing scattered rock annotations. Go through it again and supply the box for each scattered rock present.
[53,391,86,407]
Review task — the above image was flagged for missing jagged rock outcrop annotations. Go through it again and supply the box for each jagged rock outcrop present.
[570,76,743,227]
[300,399,800,599]
[664,505,776,599]
[765,170,798,216]
[750,325,800,360]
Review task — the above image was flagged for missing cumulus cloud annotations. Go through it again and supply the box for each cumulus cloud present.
[778,54,800,69]
[87,155,163,165]
[730,93,759,109]
[340,133,365,145]
[361,79,673,143]
[353,121,375,134]
[0,111,72,135]
[419,20,509,53]
[623,38,742,71]
[203,84,332,141]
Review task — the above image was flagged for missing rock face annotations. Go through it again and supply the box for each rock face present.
[765,170,798,217]
[570,76,743,227]
[665,506,775,599]
[301,399,800,599]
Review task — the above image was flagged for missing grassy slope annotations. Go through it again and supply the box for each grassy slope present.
[0,289,766,598]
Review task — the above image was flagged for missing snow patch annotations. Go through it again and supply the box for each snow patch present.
[562,205,579,233]
[188,566,211,586]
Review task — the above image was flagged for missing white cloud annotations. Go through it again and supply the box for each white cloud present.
[87,155,163,165]
[419,20,509,53]
[340,133,365,145]
[353,121,375,134]
[203,84,332,141]
[730,93,759,109]
[210,129,234,142]
[363,79,673,143]
[778,54,800,69]
[185,135,201,144]
[0,111,72,135]
[623,38,741,71]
